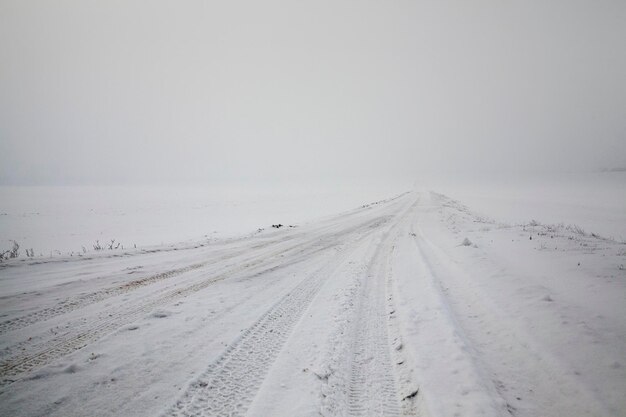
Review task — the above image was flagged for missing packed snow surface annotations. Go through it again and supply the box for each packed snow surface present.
[0,187,624,416]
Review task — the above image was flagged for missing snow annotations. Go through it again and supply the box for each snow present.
[404,192,625,416]
[0,183,406,256]
[0,179,624,416]
[425,171,626,240]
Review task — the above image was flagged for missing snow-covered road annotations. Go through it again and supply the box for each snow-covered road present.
[1,191,624,417]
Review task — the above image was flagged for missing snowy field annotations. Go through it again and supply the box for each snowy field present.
[0,183,407,257]
[0,176,625,417]
[425,171,626,241]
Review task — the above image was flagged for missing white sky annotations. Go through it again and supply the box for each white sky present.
[1,0,625,185]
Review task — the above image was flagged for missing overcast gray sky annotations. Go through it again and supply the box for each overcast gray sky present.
[1,0,625,185]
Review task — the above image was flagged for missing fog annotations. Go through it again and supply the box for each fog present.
[1,0,625,186]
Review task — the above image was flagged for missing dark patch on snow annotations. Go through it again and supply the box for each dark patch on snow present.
[151,310,171,319]
[402,388,419,401]
[64,364,81,374]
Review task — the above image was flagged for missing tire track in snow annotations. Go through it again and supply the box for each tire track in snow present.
[0,262,205,335]
[321,200,418,417]
[0,241,324,385]
[0,214,395,386]
[0,234,301,335]
[346,232,401,417]
[385,244,421,416]
[164,233,371,417]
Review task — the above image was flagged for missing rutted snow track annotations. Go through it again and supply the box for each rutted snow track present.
[164,198,419,417]
[166,244,358,417]
[2,190,623,417]
[319,201,418,417]
[0,192,425,417]
[0,262,206,335]
[345,230,402,417]
[0,213,394,385]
